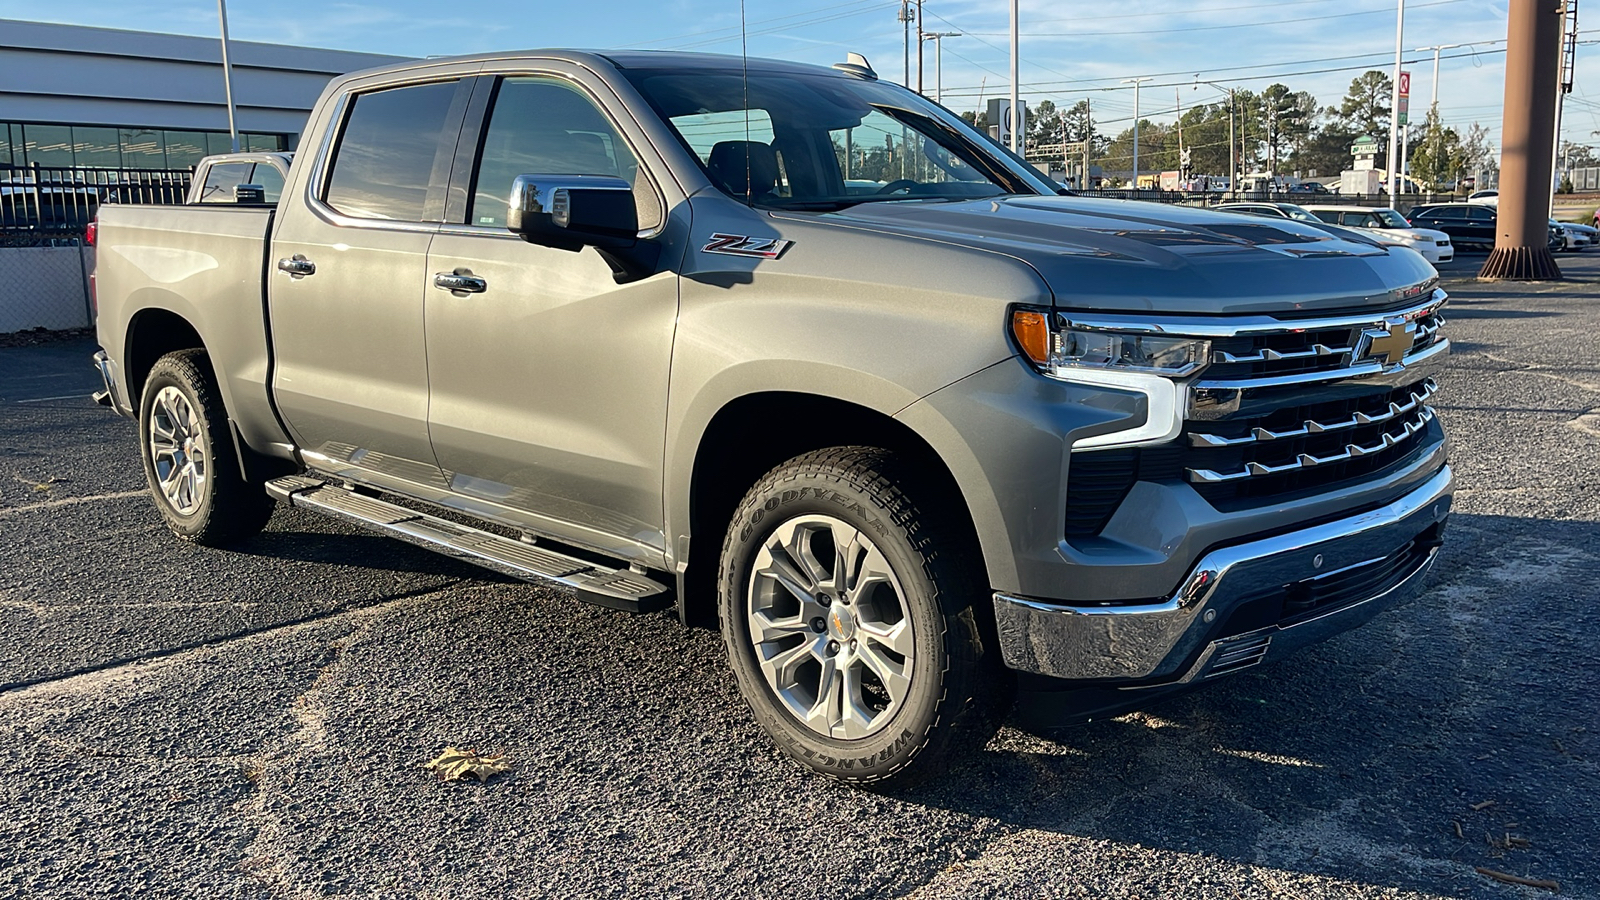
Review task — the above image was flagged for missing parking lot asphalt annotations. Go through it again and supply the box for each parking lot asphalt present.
[2,251,1598,900]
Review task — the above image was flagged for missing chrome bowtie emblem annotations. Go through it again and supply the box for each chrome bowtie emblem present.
[1356,319,1415,366]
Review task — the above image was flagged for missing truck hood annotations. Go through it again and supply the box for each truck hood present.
[811,195,1438,315]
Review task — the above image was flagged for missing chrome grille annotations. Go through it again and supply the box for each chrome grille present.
[1200,302,1446,384]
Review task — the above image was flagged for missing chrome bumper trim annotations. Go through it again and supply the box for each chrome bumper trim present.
[994,464,1454,681]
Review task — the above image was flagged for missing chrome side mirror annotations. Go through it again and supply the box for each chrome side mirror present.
[507,174,637,252]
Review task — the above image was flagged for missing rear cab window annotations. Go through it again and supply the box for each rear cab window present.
[197,162,252,203]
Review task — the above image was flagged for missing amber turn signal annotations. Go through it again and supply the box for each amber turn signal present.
[1011,310,1052,366]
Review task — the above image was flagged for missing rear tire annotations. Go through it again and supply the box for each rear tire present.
[717,447,1008,786]
[138,349,275,546]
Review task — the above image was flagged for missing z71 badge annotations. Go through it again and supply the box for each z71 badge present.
[701,234,793,259]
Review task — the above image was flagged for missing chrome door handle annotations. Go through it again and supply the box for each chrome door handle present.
[433,271,487,293]
[277,255,315,277]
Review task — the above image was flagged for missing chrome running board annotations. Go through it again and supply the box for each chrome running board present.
[265,475,671,613]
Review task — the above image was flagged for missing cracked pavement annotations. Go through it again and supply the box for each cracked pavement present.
[1,253,1597,899]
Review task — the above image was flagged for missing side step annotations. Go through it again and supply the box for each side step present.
[266,475,672,613]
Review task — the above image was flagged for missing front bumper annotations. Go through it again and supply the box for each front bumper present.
[994,464,1452,683]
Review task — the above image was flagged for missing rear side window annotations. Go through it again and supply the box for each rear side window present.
[469,76,652,229]
[324,81,458,221]
[1310,210,1339,224]
[1466,206,1495,221]
[1421,206,1463,220]
[197,162,251,203]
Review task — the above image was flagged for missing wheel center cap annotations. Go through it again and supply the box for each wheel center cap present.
[826,603,857,641]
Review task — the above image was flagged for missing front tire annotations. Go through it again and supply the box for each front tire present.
[717,447,1006,786]
[138,349,274,546]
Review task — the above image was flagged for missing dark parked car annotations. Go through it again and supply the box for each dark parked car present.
[1408,202,1561,252]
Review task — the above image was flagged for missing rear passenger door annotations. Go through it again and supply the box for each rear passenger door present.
[268,72,474,487]
[1463,205,1496,247]
[421,70,680,563]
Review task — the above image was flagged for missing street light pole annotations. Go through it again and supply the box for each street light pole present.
[915,0,925,95]
[922,33,960,105]
[1197,79,1238,198]
[1123,77,1152,189]
[1388,0,1406,197]
[1009,0,1021,154]
[217,0,239,153]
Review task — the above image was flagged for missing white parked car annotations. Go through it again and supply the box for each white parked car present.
[1551,219,1595,252]
[1301,205,1454,264]
[1467,189,1499,206]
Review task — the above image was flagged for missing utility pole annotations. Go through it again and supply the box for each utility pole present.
[1123,77,1152,189]
[1552,0,1579,213]
[1009,0,1021,154]
[1084,97,1092,190]
[1387,0,1406,197]
[1175,86,1185,184]
[922,33,960,104]
[915,0,925,95]
[899,1,912,89]
[217,0,239,152]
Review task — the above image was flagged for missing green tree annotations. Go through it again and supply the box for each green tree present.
[1288,107,1357,178]
[1339,70,1392,144]
[1409,108,1465,189]
[1260,84,1315,174]
[1460,121,1497,181]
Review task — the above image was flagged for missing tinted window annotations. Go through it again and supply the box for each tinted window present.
[325,81,458,221]
[197,162,253,203]
[1418,206,1463,220]
[1311,210,1340,224]
[469,77,643,228]
[253,164,286,203]
[1466,206,1495,222]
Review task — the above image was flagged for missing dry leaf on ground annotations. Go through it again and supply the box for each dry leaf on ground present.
[423,747,510,782]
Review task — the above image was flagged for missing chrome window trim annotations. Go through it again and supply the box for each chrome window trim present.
[1059,287,1445,338]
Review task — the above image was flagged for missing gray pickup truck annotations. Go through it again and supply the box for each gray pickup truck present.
[90,49,1452,785]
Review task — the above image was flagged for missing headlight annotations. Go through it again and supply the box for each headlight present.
[1011,309,1209,449]
[1012,310,1210,378]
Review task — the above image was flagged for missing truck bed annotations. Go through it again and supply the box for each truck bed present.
[93,203,287,453]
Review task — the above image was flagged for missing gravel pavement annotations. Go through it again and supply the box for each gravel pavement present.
[2,252,1597,899]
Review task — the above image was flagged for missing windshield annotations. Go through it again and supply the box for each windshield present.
[622,68,1051,210]
[1372,209,1409,228]
[1283,206,1322,223]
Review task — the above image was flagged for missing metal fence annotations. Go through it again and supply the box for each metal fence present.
[1,163,192,237]
[2,164,190,334]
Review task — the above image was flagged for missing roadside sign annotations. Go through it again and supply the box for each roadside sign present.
[1398,95,1409,126]
[1399,71,1411,97]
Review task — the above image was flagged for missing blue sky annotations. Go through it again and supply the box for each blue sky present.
[5,0,1596,150]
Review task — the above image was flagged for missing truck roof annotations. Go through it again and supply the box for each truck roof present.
[336,48,865,84]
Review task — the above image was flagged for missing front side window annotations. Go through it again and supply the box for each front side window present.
[324,81,458,221]
[1466,206,1495,222]
[469,77,643,228]
[197,162,253,203]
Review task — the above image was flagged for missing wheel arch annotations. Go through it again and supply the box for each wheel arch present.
[676,390,986,628]
[124,306,207,413]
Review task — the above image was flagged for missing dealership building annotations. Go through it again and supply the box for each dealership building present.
[0,18,406,170]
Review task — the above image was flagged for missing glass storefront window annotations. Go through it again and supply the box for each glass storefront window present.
[119,128,167,168]
[164,131,208,168]
[25,124,75,167]
[72,127,121,168]
[245,133,285,152]
[0,122,288,169]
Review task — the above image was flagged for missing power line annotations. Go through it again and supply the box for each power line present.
[953,0,1465,38]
